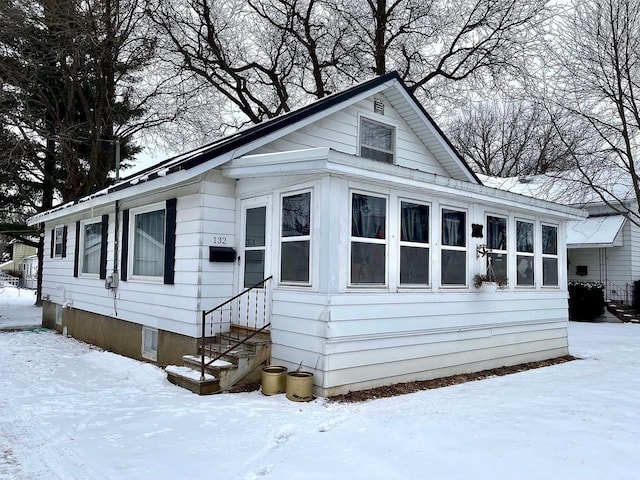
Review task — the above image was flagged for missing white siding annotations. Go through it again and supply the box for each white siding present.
[252,95,449,176]
[270,289,569,396]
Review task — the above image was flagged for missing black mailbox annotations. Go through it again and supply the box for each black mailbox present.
[209,246,236,262]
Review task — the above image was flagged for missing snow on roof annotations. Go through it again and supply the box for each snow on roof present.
[478,170,635,207]
[567,215,626,248]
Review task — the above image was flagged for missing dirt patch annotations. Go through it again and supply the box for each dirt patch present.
[329,355,578,403]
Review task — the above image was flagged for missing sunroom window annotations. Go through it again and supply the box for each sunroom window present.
[516,220,535,286]
[133,208,165,277]
[281,191,311,284]
[542,224,558,286]
[360,117,395,164]
[351,193,387,285]
[400,201,430,285]
[487,215,507,280]
[441,208,466,286]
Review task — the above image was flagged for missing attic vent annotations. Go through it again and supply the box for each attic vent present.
[518,176,532,184]
[373,97,385,115]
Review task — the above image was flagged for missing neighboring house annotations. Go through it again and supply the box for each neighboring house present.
[482,174,640,305]
[28,73,585,397]
[0,239,38,288]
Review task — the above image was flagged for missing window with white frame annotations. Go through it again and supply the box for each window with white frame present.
[132,207,165,278]
[281,191,311,284]
[486,215,507,280]
[81,219,102,275]
[542,224,559,286]
[399,200,430,285]
[350,193,387,285]
[244,206,267,288]
[516,220,535,286]
[142,327,158,361]
[360,117,395,164]
[53,225,65,258]
[441,208,467,286]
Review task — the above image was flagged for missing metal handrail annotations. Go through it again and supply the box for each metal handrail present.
[200,276,272,381]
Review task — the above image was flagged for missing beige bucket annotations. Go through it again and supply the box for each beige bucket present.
[261,366,288,395]
[285,371,314,402]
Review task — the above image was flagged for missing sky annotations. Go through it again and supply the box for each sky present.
[1,285,639,480]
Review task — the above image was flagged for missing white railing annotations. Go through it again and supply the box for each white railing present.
[0,273,20,287]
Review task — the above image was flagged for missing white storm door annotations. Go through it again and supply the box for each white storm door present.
[239,196,271,329]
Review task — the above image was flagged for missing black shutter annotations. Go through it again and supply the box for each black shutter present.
[73,221,80,277]
[164,198,177,285]
[61,225,68,258]
[121,209,129,281]
[50,228,54,258]
[99,214,108,279]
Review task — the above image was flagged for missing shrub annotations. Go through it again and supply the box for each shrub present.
[568,281,604,321]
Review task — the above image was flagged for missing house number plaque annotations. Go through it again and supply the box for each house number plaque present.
[212,235,229,245]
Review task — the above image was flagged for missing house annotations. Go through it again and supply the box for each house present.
[0,238,38,288]
[481,174,640,306]
[27,73,585,397]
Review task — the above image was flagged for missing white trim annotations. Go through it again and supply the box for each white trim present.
[78,217,102,277]
[279,188,313,287]
[358,114,397,164]
[515,218,536,288]
[541,223,560,287]
[348,190,389,288]
[398,198,431,288]
[439,206,468,288]
[128,202,166,282]
[53,225,65,259]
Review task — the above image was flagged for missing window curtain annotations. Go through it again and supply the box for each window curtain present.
[401,203,428,243]
[352,194,386,239]
[442,210,464,246]
[133,210,165,276]
[82,223,102,274]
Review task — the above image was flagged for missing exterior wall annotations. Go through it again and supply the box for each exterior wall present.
[198,173,237,313]
[270,290,569,397]
[253,95,448,176]
[40,182,212,361]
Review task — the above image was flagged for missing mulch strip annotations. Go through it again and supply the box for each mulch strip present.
[328,355,578,403]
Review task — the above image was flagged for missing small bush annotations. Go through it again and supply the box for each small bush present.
[568,281,604,321]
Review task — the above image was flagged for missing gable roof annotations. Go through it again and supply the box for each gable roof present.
[29,72,480,225]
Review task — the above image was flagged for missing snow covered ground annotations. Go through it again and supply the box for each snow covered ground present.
[1,285,639,480]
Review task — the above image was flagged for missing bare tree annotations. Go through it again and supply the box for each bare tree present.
[449,100,579,177]
[550,0,640,224]
[149,0,552,133]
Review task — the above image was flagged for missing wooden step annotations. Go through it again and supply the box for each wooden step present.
[165,365,221,395]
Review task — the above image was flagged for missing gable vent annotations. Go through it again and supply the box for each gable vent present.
[373,97,385,115]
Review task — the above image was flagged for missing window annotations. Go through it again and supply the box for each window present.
[142,327,158,361]
[516,220,535,286]
[281,192,311,284]
[441,208,466,286]
[81,220,102,275]
[542,224,558,286]
[360,117,395,164]
[132,208,165,277]
[350,193,387,285]
[400,201,430,285]
[245,206,266,288]
[487,215,507,280]
[52,225,66,258]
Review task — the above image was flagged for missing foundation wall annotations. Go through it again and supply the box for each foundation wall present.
[41,301,198,366]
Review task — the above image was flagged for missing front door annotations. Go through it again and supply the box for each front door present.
[238,196,272,329]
